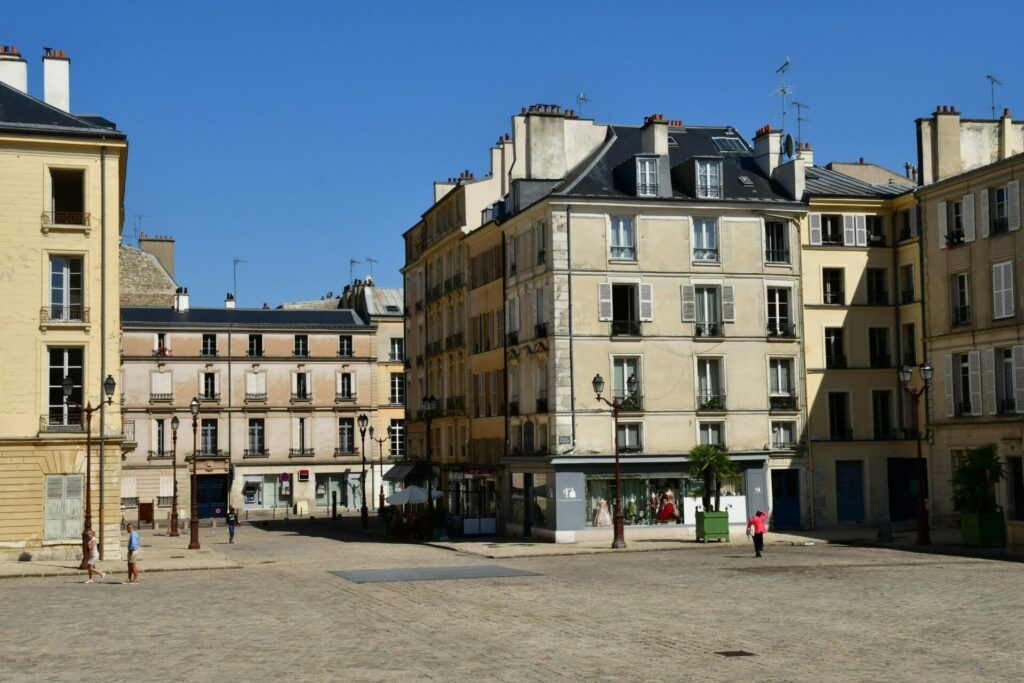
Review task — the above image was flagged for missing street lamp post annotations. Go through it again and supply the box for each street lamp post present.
[63,374,116,570]
[592,372,638,550]
[899,361,934,546]
[169,415,180,536]
[420,395,438,539]
[358,413,370,529]
[369,425,390,510]
[188,397,201,550]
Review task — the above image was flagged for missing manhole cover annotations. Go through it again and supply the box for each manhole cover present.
[716,651,756,657]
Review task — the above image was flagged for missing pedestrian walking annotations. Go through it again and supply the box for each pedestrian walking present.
[85,529,105,583]
[746,510,768,558]
[126,523,141,583]
[226,506,238,544]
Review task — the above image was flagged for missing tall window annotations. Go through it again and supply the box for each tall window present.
[902,323,917,365]
[994,186,1009,234]
[248,419,265,454]
[48,347,82,426]
[49,168,85,224]
[338,418,355,453]
[867,268,888,305]
[694,286,720,337]
[699,422,724,446]
[869,328,890,368]
[247,334,263,357]
[390,373,405,404]
[866,215,885,244]
[822,268,844,305]
[297,417,308,453]
[765,221,788,263]
[766,288,791,336]
[769,359,793,396]
[900,265,915,304]
[293,334,309,357]
[693,219,719,261]
[338,335,353,357]
[508,234,517,274]
[617,423,642,452]
[696,160,722,199]
[828,393,851,440]
[998,349,1016,413]
[389,419,405,457]
[390,338,405,361]
[821,215,843,244]
[956,353,972,415]
[825,328,845,368]
[771,421,795,448]
[696,358,723,408]
[637,158,658,196]
[48,256,83,321]
[294,372,310,399]
[993,261,1015,320]
[610,217,635,260]
[872,390,894,439]
[201,333,217,356]
[202,372,217,399]
[200,419,218,455]
[950,201,964,238]
[338,373,353,399]
[613,357,640,403]
[951,273,970,325]
[155,419,167,456]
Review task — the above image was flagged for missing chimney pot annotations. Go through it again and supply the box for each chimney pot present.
[951,105,957,113]
[1004,108,1011,118]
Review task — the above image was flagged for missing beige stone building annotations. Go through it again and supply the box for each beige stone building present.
[917,105,1024,528]
[0,48,128,560]
[119,232,176,308]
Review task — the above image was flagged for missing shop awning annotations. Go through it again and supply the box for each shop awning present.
[383,463,431,482]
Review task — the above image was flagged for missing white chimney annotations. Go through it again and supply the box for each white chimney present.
[42,48,70,112]
[0,45,27,93]
[225,293,236,309]
[174,287,190,313]
[753,124,782,178]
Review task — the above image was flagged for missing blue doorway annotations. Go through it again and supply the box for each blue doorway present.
[835,460,865,523]
[771,469,801,529]
[197,474,228,518]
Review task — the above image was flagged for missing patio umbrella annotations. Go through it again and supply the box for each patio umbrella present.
[387,485,441,506]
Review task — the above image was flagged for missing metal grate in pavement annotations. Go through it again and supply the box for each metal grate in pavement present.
[330,565,541,584]
[716,651,756,657]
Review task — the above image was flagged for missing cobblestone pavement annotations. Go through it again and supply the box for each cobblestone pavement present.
[3,522,1023,682]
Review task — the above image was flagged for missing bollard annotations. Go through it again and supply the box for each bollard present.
[332,491,338,520]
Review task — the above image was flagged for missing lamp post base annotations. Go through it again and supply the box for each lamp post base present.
[360,504,369,529]
[188,518,201,550]
[379,490,386,510]
[169,512,179,537]
[79,529,90,570]
[915,506,932,546]
[611,514,626,549]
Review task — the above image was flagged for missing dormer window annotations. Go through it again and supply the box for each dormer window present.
[637,158,658,196]
[697,160,722,199]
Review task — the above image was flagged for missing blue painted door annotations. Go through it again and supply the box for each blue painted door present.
[835,460,865,523]
[197,475,228,518]
[771,469,801,528]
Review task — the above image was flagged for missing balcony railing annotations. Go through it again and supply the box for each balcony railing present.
[825,355,847,369]
[693,248,719,262]
[335,392,356,402]
[869,355,891,369]
[289,448,315,457]
[200,392,221,401]
[390,352,406,362]
[334,446,357,456]
[867,291,889,306]
[153,347,172,357]
[40,414,84,433]
[200,349,218,357]
[147,450,172,460]
[945,230,965,247]
[993,217,1010,235]
[999,398,1017,414]
[765,249,790,263]
[535,322,548,338]
[620,442,643,454]
[955,401,973,416]
[900,289,914,305]
[446,332,464,350]
[868,233,886,246]
[696,394,726,411]
[247,348,264,357]
[196,449,224,458]
[873,429,897,440]
[245,392,267,402]
[694,322,723,338]
[150,393,173,402]
[638,182,659,196]
[611,320,642,337]
[403,357,411,369]
[537,250,546,264]
[613,394,642,412]
[903,351,917,365]
[766,322,795,339]
[41,210,90,227]
[898,228,912,241]
[509,400,519,416]
[290,392,312,402]
[243,448,268,457]
[771,440,797,450]
[952,306,971,326]
[40,305,90,325]
[823,291,844,305]
[769,395,798,411]
[338,348,353,358]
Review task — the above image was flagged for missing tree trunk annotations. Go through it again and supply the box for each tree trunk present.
[702,470,713,511]
[714,474,721,512]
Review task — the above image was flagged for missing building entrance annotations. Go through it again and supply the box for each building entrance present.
[197,474,228,518]
[771,469,801,528]
[887,458,926,523]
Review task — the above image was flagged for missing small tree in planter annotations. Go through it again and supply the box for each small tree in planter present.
[951,444,1007,547]
[687,444,738,542]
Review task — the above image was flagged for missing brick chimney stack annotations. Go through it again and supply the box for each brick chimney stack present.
[0,45,27,93]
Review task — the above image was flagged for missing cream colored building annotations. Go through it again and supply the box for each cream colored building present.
[0,48,127,560]
[917,105,1024,528]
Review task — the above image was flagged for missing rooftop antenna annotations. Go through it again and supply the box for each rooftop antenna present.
[793,100,811,147]
[349,258,362,285]
[366,257,378,279]
[132,214,149,246]
[233,257,246,305]
[576,91,591,118]
[773,57,792,134]
[987,73,1003,120]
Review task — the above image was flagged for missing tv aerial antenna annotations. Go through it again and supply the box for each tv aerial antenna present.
[366,257,378,280]
[773,57,793,134]
[232,257,246,305]
[576,91,591,117]
[132,214,149,245]
[349,258,362,285]
[793,100,811,148]
[987,73,1003,120]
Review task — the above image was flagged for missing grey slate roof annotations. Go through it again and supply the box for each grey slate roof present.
[122,307,367,329]
[554,124,797,203]
[0,81,125,139]
[804,165,912,198]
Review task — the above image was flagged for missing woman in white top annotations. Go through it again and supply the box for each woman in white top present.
[85,529,105,583]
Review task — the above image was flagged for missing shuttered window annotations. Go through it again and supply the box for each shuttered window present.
[992,261,1015,320]
[44,474,82,541]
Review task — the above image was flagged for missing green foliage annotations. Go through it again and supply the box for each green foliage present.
[951,444,1005,514]
[686,444,738,512]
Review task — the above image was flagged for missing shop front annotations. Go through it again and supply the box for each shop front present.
[444,467,498,535]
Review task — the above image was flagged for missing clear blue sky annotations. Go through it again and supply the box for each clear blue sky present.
[9,1,1024,307]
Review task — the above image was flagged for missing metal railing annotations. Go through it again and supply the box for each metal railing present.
[292,349,310,357]
[873,429,897,440]
[901,289,914,305]
[506,331,519,346]
[40,305,89,324]
[770,440,796,450]
[694,322,723,338]
[247,348,264,357]
[693,248,719,262]
[869,355,891,369]
[147,450,172,459]
[830,429,854,441]
[867,291,889,305]
[243,448,268,457]
[537,250,546,264]
[952,305,971,326]
[200,349,218,357]
[335,392,356,401]
[868,233,886,246]
[957,401,973,416]
[765,249,789,263]
[290,392,312,401]
[999,398,1017,414]
[696,394,726,411]
[200,392,221,401]
[289,448,315,457]
[245,392,267,402]
[637,182,659,196]
[536,396,549,413]
[766,322,796,338]
[612,393,642,411]
[334,446,357,456]
[446,396,465,412]
[823,290,844,305]
[150,393,173,402]
[993,217,1010,235]
[611,320,642,337]
[41,210,90,226]
[769,395,798,411]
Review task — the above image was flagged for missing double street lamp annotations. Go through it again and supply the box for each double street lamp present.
[358,413,370,529]
[420,395,438,538]
[592,372,638,550]
[899,361,934,546]
[169,415,180,536]
[188,397,201,550]
[369,425,390,510]
[62,374,116,570]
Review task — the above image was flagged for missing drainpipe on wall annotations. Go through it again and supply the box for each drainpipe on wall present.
[99,146,108,558]
[565,206,577,449]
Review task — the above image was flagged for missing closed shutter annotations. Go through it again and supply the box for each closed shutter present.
[44,476,65,541]
[159,476,173,498]
[1014,345,1024,413]
[290,372,298,396]
[121,476,138,498]
[854,214,868,247]
[598,283,613,321]
[722,285,735,322]
[639,283,653,322]
[968,350,982,416]
[196,370,204,395]
[984,349,997,415]
[213,372,221,397]
[809,213,822,245]
[943,353,954,417]
[245,372,257,395]
[336,372,344,395]
[843,215,856,246]
[65,475,83,539]
[980,189,990,239]
[993,265,1005,319]
[256,373,266,395]
[151,372,171,395]
[681,284,696,322]
[1009,179,1021,231]
[1005,263,1015,318]
[963,193,976,242]
[937,201,947,248]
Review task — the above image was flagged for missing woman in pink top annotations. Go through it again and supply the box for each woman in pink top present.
[746,510,768,558]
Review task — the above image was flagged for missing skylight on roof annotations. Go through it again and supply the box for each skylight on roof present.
[738,176,754,187]
[712,137,747,152]
[668,136,678,146]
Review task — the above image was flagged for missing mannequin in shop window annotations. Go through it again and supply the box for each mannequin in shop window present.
[592,498,612,527]
[657,489,680,523]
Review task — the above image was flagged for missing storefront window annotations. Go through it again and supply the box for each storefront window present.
[510,473,525,525]
[585,474,735,526]
[532,473,550,529]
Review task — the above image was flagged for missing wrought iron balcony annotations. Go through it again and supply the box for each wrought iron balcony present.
[247,349,264,357]
[620,442,643,454]
[200,392,221,402]
[901,289,915,305]
[693,248,719,262]
[446,395,465,412]
[868,233,886,246]
[245,392,267,402]
[696,394,726,412]
[869,355,891,369]
[200,349,218,357]
[867,291,889,305]
[611,320,642,337]
[999,398,1017,414]
[290,392,312,402]
[957,401,974,416]
[613,393,642,412]
[993,217,1010,235]
[765,249,790,263]
[637,182,659,196]
[694,322,723,338]
[147,450,173,460]
[770,440,796,450]
[196,449,225,458]
[334,446,357,456]
[153,347,172,357]
[952,306,971,326]
[506,331,519,346]
[150,393,173,402]
[292,349,310,358]
[41,210,90,227]
[823,291,845,305]
[335,392,356,402]
[766,322,795,338]
[537,250,546,264]
[873,429,897,440]
[289,448,315,457]
[830,429,854,441]
[769,395,798,412]
[536,396,549,413]
[40,305,90,325]
[243,448,268,457]
[945,230,965,247]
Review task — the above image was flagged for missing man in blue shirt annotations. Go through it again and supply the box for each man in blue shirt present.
[126,523,141,583]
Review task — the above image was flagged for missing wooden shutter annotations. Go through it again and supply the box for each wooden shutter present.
[943,353,954,417]
[968,350,982,416]
[1014,345,1024,413]
[984,349,997,415]
[681,284,696,322]
[962,193,976,242]
[843,215,856,246]
[213,372,221,397]
[121,476,138,498]
[809,213,822,245]
[1009,179,1021,231]
[993,265,1005,319]
[980,189,990,239]
[639,283,654,322]
[256,373,266,395]
[336,372,344,395]
[64,475,82,539]
[290,372,298,396]
[598,283,613,321]
[854,214,868,247]
[1005,263,1015,317]
[722,285,735,322]
[159,476,173,498]
[44,475,65,541]
[937,201,947,248]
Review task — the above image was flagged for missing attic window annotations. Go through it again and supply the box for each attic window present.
[668,136,678,147]
[696,160,722,199]
[712,137,747,152]
[637,158,658,197]
[738,176,754,187]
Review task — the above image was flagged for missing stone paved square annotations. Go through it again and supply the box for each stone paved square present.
[3,523,1023,682]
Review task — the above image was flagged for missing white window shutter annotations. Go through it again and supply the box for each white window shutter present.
[1006,263,1015,317]
[291,372,298,395]
[843,215,856,246]
[214,372,221,396]
[937,201,947,249]
[336,372,344,394]
[44,476,65,541]
[909,207,918,236]
[984,348,997,415]
[943,353,954,417]
[64,475,82,538]
[159,476,173,498]
[993,265,1005,319]
[809,213,822,245]
[639,283,654,322]
[968,350,983,416]
[854,214,868,247]
[1009,179,1021,231]
[598,283,613,321]
[121,476,137,498]
[681,284,696,322]
[1014,345,1024,413]
[962,193,976,242]
[980,189,990,239]
[256,373,266,394]
[722,285,736,322]
[197,370,204,395]
[245,372,256,395]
